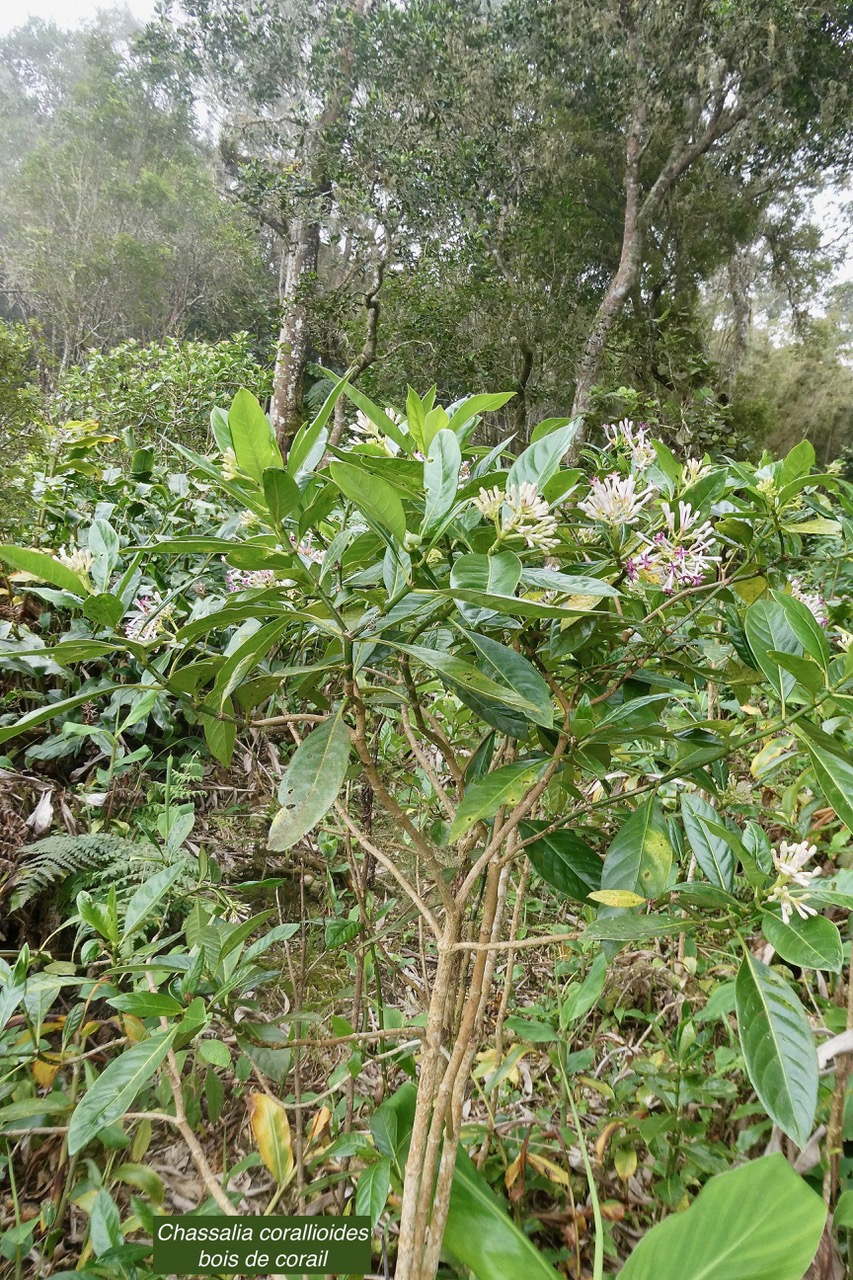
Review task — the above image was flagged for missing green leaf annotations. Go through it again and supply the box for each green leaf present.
[334,379,409,453]
[355,1158,390,1228]
[422,429,462,532]
[198,1039,231,1067]
[201,702,237,767]
[600,800,673,901]
[122,864,184,940]
[82,593,125,630]
[0,545,90,596]
[506,422,579,491]
[460,630,553,729]
[744,600,803,700]
[330,461,407,543]
[89,1188,122,1256]
[619,1154,825,1280]
[735,951,818,1147]
[520,567,620,597]
[451,552,520,596]
[449,759,549,841]
[268,708,351,851]
[681,793,734,891]
[68,1029,177,1155]
[262,468,302,526]
[211,617,291,708]
[88,520,120,593]
[443,1147,560,1280]
[765,650,824,694]
[519,822,602,901]
[108,993,184,1018]
[399,644,554,729]
[446,392,515,435]
[560,952,607,1024]
[783,517,842,536]
[769,591,830,667]
[0,685,123,746]
[761,911,842,973]
[792,723,853,833]
[228,388,282,483]
[583,914,688,941]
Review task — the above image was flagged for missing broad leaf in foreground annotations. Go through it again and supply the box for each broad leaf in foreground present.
[735,951,818,1147]
[620,1154,825,1280]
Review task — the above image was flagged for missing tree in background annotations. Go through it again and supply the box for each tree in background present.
[0,16,275,367]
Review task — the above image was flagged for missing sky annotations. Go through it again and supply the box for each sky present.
[0,0,155,36]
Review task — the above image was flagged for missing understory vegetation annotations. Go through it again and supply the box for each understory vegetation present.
[2,1,853,1278]
[1,384,853,1280]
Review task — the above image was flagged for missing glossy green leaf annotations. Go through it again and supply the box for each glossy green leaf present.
[519,822,602,901]
[122,864,184,940]
[461,630,553,728]
[735,950,818,1147]
[744,600,803,700]
[399,644,554,728]
[506,421,579,492]
[0,544,90,596]
[68,1029,177,1154]
[228,388,282,483]
[792,723,853,832]
[82,592,125,629]
[330,461,407,543]
[449,759,549,841]
[450,551,521,599]
[443,1147,560,1280]
[201,701,237,767]
[211,617,291,708]
[769,591,830,667]
[681,793,735,890]
[761,911,842,973]
[355,1158,391,1228]
[268,708,351,851]
[600,800,673,901]
[620,1154,825,1280]
[422,429,462,531]
[262,468,302,526]
[446,392,515,435]
[520,566,620,597]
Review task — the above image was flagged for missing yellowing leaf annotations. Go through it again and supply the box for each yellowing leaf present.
[33,1052,64,1087]
[527,1152,570,1187]
[248,1092,295,1185]
[505,1152,523,1191]
[614,1145,638,1181]
[307,1105,332,1148]
[119,1014,147,1043]
[588,889,647,908]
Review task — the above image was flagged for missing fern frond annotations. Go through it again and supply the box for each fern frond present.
[10,834,154,911]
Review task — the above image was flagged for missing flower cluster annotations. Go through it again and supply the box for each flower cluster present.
[221,447,240,481]
[287,532,325,565]
[604,419,657,471]
[123,591,174,642]
[790,577,829,627]
[625,501,719,593]
[578,472,651,527]
[56,545,94,576]
[767,839,821,924]
[682,457,711,485]
[225,566,277,592]
[473,481,559,551]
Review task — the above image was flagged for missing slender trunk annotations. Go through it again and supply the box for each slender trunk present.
[270,218,321,454]
[570,102,647,437]
[270,0,372,456]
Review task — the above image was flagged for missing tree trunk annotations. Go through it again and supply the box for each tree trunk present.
[270,217,320,454]
[570,102,647,437]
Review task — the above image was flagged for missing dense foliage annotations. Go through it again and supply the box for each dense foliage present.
[1,382,853,1277]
